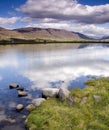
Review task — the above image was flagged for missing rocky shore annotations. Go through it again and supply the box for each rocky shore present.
[2,77,109,130]
[25,77,109,130]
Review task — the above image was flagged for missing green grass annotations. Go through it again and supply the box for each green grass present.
[26,77,109,130]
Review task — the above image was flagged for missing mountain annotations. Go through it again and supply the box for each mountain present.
[14,27,84,40]
[75,32,93,40]
[101,36,109,40]
[0,27,91,42]
[0,27,24,39]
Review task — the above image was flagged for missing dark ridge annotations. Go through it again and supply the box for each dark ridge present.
[101,36,109,40]
[0,27,8,31]
[14,27,42,33]
[74,32,94,40]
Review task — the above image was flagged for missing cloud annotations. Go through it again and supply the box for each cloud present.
[18,0,109,24]
[0,17,19,27]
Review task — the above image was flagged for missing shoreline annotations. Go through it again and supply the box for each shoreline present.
[0,39,109,45]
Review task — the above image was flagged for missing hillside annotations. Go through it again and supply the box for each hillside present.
[0,27,91,42]
[0,27,24,40]
[14,27,83,40]
[75,32,93,40]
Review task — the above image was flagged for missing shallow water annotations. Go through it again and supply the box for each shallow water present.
[0,43,109,129]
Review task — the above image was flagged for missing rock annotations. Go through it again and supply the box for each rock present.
[1,118,16,124]
[32,98,45,107]
[68,97,74,105]
[93,95,101,102]
[58,88,70,100]
[18,90,28,97]
[9,84,19,89]
[26,104,36,111]
[22,115,26,119]
[16,104,24,111]
[80,97,87,105]
[17,87,24,91]
[42,88,59,98]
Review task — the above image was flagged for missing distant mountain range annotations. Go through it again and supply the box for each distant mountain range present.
[101,36,109,40]
[0,27,93,41]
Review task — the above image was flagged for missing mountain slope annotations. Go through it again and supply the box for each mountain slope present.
[14,27,83,40]
[101,36,109,40]
[75,32,93,40]
[0,27,91,41]
[0,27,24,39]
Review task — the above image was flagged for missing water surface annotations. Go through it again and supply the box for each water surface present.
[0,43,109,129]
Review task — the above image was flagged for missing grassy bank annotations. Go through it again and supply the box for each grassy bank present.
[26,77,109,130]
[0,38,109,45]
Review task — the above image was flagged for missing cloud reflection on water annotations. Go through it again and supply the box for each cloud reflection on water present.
[0,52,19,68]
[0,45,109,90]
[20,45,109,89]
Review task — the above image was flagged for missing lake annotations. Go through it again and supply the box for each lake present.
[0,43,109,130]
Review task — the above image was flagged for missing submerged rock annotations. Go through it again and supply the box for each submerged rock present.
[42,88,59,98]
[1,118,16,124]
[22,115,26,119]
[18,90,28,97]
[9,84,19,89]
[58,88,70,100]
[16,104,24,111]
[17,87,24,91]
[32,98,45,107]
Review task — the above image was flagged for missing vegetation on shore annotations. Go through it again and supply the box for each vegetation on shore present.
[0,38,109,44]
[26,77,109,130]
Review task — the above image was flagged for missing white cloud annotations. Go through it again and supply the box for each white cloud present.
[18,0,109,24]
[17,0,109,37]
[0,17,19,27]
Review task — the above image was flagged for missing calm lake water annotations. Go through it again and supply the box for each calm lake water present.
[0,43,109,129]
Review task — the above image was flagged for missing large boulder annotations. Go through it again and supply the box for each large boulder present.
[58,88,70,100]
[18,90,28,97]
[9,84,19,89]
[16,104,24,111]
[42,88,59,98]
[32,98,45,107]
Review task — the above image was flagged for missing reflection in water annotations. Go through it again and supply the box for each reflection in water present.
[21,44,109,89]
[0,44,109,90]
[0,43,109,129]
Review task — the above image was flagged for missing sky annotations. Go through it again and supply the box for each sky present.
[0,0,109,38]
